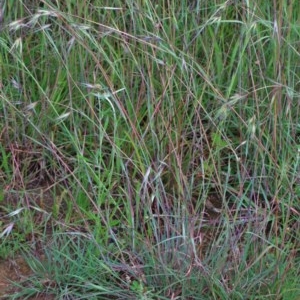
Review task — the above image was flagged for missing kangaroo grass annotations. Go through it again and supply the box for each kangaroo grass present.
[0,0,299,299]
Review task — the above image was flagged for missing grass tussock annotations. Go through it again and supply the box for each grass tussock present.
[0,0,299,299]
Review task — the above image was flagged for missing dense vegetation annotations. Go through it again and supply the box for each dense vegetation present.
[0,0,299,299]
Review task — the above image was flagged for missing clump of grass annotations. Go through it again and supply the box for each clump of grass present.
[0,0,299,299]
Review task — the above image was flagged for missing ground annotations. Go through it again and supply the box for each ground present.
[0,183,58,299]
[0,256,55,299]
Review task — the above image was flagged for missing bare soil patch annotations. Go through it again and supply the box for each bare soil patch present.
[0,256,55,299]
[0,183,62,299]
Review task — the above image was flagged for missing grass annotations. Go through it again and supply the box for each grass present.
[0,0,299,299]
